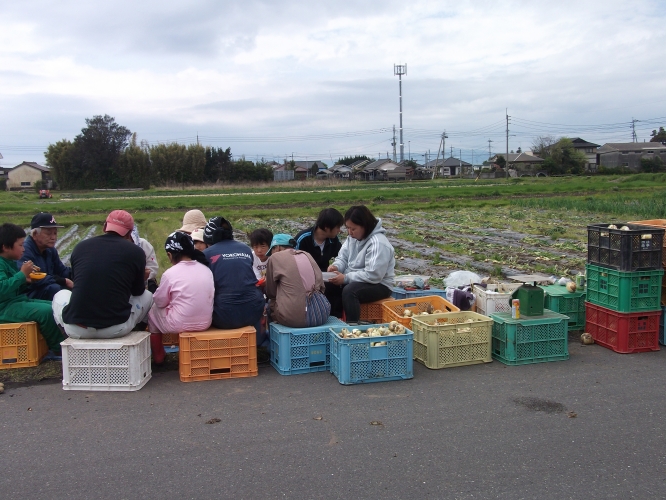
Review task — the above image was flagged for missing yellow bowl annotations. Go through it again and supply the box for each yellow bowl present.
[29,272,46,280]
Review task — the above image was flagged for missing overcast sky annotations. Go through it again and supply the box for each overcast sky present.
[1,0,665,167]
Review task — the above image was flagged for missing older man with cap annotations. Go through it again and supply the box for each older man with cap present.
[52,210,152,339]
[18,212,73,300]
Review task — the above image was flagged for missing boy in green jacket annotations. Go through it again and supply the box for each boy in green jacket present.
[0,223,64,353]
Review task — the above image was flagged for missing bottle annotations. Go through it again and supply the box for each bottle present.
[511,299,520,319]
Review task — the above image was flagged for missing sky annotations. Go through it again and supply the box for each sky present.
[1,0,665,168]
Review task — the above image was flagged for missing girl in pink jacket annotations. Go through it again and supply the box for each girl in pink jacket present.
[148,231,214,363]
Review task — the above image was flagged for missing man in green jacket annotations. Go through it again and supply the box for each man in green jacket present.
[0,223,64,353]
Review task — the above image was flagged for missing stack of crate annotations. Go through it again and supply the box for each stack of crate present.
[629,219,666,345]
[585,223,664,353]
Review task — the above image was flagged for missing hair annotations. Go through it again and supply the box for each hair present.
[344,205,378,239]
[0,223,26,250]
[31,228,42,237]
[165,231,209,267]
[315,208,344,231]
[249,228,273,247]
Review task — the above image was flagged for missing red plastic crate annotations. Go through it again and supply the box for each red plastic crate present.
[584,302,661,353]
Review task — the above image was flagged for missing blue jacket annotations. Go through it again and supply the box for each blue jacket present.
[17,235,71,299]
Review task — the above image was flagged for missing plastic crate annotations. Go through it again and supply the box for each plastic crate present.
[0,322,48,370]
[329,324,413,385]
[61,331,151,391]
[660,306,665,345]
[270,316,347,375]
[490,310,569,365]
[410,311,493,369]
[473,283,522,316]
[586,264,663,313]
[541,285,586,331]
[382,296,460,328]
[179,326,257,382]
[162,333,179,347]
[628,219,666,266]
[391,287,449,300]
[587,223,664,272]
[360,298,393,324]
[585,302,660,354]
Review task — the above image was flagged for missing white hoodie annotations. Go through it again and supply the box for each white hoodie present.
[333,218,395,288]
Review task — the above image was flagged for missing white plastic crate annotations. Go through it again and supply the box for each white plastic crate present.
[61,331,152,391]
[473,283,522,316]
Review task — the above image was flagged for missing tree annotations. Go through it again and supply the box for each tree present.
[641,156,664,173]
[548,138,587,175]
[531,135,558,158]
[45,139,77,188]
[495,155,506,169]
[118,134,151,189]
[337,155,373,166]
[650,127,666,143]
[310,162,320,177]
[204,147,232,183]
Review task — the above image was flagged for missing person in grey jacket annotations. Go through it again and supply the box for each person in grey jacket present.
[328,205,395,323]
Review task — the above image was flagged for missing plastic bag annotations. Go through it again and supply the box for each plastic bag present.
[444,270,482,288]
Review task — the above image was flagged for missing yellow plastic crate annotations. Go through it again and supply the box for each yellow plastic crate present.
[162,333,180,347]
[0,322,48,370]
[410,311,493,369]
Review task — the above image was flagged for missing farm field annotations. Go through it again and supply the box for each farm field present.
[4,173,666,284]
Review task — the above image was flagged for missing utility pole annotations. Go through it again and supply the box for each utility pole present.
[459,148,462,178]
[506,108,510,177]
[394,64,407,162]
[632,117,640,142]
[442,131,448,163]
[392,125,397,162]
[450,145,453,158]
[488,139,493,160]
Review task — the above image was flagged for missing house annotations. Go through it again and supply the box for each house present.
[569,138,600,171]
[361,159,411,181]
[291,160,328,177]
[6,161,53,190]
[272,164,294,181]
[597,142,666,170]
[328,165,353,180]
[489,152,545,175]
[426,157,473,177]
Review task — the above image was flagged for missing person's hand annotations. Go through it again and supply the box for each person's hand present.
[20,260,33,278]
[327,265,338,272]
[65,278,74,289]
[328,271,345,286]
[144,268,151,281]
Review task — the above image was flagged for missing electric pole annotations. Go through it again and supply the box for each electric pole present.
[488,139,493,160]
[392,125,397,162]
[632,117,640,142]
[394,64,407,162]
[506,109,510,176]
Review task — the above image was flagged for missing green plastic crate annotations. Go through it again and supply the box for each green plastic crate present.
[490,309,569,365]
[410,311,493,369]
[540,285,586,331]
[586,264,663,313]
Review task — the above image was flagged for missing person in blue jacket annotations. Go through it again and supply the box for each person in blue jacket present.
[203,217,266,345]
[17,212,72,301]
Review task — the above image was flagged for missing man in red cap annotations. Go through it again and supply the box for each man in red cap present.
[17,212,73,300]
[52,210,153,339]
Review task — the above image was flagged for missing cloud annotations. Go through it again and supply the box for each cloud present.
[0,0,665,166]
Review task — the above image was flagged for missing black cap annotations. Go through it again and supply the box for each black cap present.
[30,212,64,229]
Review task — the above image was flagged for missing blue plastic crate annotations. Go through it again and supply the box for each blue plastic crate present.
[660,306,665,346]
[329,324,413,385]
[391,287,449,300]
[270,317,347,375]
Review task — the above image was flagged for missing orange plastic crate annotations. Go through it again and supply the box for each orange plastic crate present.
[162,333,179,346]
[0,322,48,370]
[360,298,393,323]
[382,296,460,328]
[179,326,258,382]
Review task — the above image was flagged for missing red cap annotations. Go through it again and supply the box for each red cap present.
[104,210,134,236]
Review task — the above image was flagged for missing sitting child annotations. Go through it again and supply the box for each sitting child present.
[249,228,273,280]
[147,231,214,363]
[191,228,208,252]
[0,223,64,353]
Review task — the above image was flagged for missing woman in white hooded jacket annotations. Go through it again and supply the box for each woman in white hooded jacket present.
[328,205,395,323]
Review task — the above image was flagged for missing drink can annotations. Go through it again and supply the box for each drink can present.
[511,299,520,319]
[575,273,585,288]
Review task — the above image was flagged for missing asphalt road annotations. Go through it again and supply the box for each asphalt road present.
[2,333,665,499]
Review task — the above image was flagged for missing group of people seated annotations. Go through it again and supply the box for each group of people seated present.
[0,204,395,365]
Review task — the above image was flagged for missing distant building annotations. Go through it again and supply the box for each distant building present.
[489,152,545,174]
[360,159,411,181]
[597,142,666,170]
[6,161,53,190]
[568,138,600,171]
[426,157,473,177]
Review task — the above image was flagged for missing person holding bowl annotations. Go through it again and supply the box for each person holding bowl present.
[327,205,395,324]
